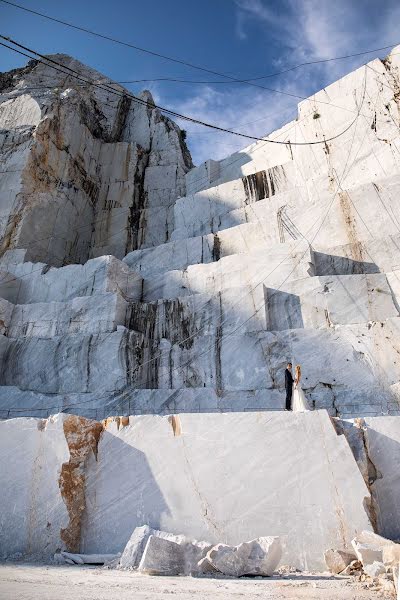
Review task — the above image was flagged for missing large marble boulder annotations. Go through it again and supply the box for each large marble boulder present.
[200,537,282,577]
[137,534,211,576]
[119,525,186,569]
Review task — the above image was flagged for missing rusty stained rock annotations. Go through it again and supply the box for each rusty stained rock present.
[58,415,103,552]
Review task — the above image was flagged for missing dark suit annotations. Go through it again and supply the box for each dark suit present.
[285,368,293,410]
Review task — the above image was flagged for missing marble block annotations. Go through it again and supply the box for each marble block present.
[81,410,372,571]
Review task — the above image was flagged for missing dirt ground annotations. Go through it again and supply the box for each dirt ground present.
[0,562,388,600]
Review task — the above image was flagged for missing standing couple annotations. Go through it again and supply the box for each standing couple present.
[285,362,311,412]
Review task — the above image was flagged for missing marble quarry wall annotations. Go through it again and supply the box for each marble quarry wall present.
[1,45,400,573]
[0,410,375,571]
[1,48,400,418]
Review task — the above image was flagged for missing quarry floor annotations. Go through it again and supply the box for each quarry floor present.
[0,563,385,600]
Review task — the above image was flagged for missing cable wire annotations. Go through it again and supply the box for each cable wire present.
[0,36,367,146]
[1,0,398,84]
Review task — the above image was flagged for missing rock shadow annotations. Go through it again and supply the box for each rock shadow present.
[361,427,400,540]
[264,286,304,331]
[312,251,379,276]
[81,428,171,554]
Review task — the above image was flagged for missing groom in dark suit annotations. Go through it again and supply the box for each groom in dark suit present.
[285,362,293,410]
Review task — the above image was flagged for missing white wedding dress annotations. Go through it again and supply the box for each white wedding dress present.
[292,383,311,412]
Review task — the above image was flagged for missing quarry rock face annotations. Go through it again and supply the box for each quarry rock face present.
[1,49,400,418]
[0,411,373,570]
[1,48,400,571]
[0,55,192,267]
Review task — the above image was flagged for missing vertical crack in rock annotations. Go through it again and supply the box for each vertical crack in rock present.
[215,292,223,395]
[109,94,132,142]
[180,432,224,539]
[354,418,381,532]
[212,233,221,262]
[317,412,349,549]
[58,415,103,552]
[126,145,150,254]
[334,418,381,532]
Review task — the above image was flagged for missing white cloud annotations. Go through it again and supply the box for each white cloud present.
[172,84,298,164]
[168,0,400,165]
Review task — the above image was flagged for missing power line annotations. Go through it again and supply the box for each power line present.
[1,0,398,84]
[0,36,370,147]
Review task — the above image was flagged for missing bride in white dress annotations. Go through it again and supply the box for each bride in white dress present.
[292,365,312,412]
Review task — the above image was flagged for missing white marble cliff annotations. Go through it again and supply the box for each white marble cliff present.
[1,49,400,417]
[1,48,400,570]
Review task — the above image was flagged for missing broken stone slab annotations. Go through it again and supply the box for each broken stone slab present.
[119,525,185,569]
[138,535,185,576]
[363,561,386,578]
[352,543,385,566]
[54,551,119,565]
[119,525,211,574]
[200,537,281,577]
[352,531,396,566]
[197,556,219,574]
[324,549,356,574]
[341,559,363,575]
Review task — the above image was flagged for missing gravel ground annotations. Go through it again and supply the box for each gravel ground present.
[0,563,387,600]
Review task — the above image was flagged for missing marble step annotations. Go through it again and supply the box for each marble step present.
[1,270,397,346]
[0,292,128,338]
[139,229,400,303]
[1,317,399,401]
[124,173,400,279]
[128,272,399,341]
[0,253,142,305]
[172,159,298,241]
[172,171,400,246]
[142,241,314,302]
[186,56,399,196]
[0,383,397,421]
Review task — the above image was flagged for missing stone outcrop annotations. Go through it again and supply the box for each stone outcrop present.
[0,56,192,267]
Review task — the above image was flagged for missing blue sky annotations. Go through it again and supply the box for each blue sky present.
[1,0,400,164]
